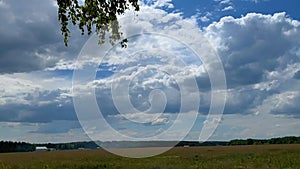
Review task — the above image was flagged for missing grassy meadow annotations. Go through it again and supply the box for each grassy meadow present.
[0,144,299,169]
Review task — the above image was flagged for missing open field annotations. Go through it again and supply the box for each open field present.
[0,144,299,169]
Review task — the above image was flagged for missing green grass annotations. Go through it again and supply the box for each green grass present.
[0,144,299,169]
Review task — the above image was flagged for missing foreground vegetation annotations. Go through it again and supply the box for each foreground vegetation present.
[0,144,299,169]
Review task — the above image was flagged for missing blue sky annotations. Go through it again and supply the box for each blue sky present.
[0,0,300,143]
[172,0,299,18]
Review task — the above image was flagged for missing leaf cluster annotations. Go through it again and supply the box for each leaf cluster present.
[57,0,139,47]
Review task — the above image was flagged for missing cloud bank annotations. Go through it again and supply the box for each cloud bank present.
[0,0,299,142]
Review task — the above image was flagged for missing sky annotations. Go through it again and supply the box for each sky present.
[0,0,300,143]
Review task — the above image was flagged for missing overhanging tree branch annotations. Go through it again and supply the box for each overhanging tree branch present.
[57,0,139,47]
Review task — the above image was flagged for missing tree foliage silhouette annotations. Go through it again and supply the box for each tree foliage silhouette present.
[57,0,139,47]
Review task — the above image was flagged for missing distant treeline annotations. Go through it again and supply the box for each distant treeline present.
[37,141,99,150]
[176,141,228,147]
[1,136,300,153]
[96,141,228,148]
[228,136,300,145]
[0,141,99,153]
[0,141,35,153]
